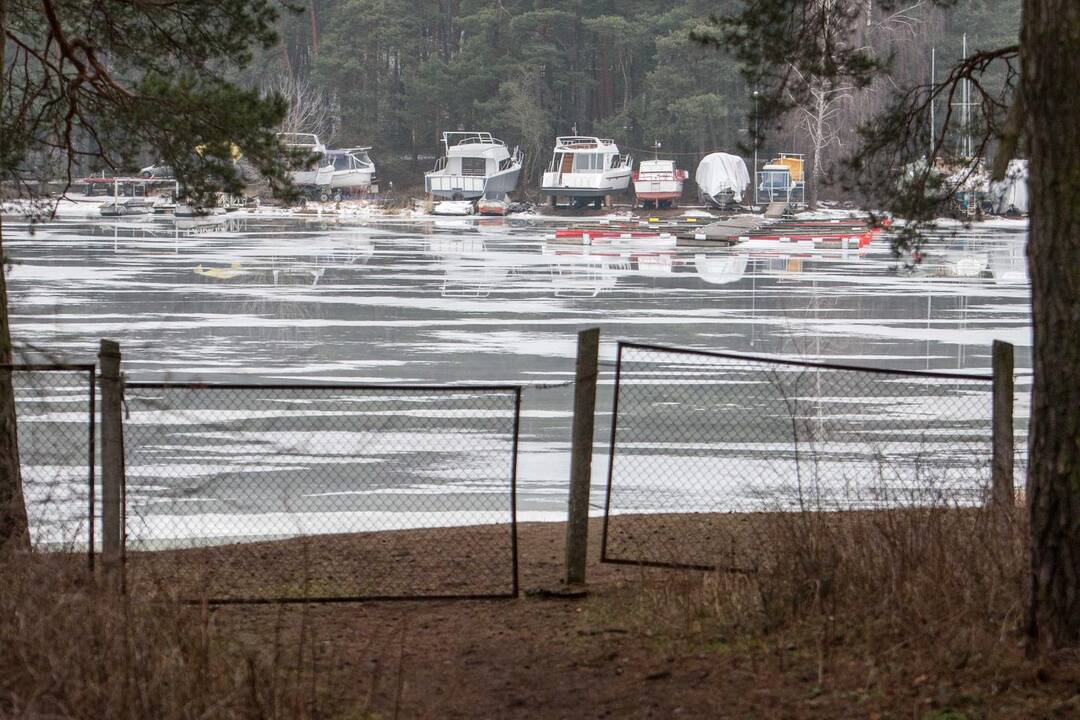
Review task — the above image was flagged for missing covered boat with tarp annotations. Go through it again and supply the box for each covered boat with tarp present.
[695,153,750,208]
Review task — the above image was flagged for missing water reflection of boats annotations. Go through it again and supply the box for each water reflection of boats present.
[694,254,748,285]
[174,213,246,234]
[194,262,250,281]
[100,198,154,217]
[541,245,635,297]
[550,254,630,298]
[427,237,514,298]
[989,242,1027,284]
[936,251,990,278]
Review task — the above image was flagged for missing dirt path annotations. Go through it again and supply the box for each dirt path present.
[192,519,1079,718]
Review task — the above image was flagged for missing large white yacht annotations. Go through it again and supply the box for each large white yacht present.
[541,136,633,208]
[424,132,523,201]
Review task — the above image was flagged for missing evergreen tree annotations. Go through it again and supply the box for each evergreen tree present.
[0,0,298,551]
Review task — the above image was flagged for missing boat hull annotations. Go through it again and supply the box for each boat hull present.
[633,180,684,201]
[100,201,153,217]
[329,169,375,190]
[542,170,632,198]
[425,166,521,200]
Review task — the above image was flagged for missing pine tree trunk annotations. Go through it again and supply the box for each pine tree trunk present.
[1023,0,1080,651]
[0,0,30,553]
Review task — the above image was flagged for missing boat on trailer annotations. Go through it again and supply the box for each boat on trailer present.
[424,131,523,202]
[278,132,334,189]
[542,136,633,208]
[633,159,687,208]
[327,147,377,195]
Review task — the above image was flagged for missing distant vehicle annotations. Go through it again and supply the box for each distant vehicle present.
[140,162,174,179]
[633,159,687,209]
[542,136,633,209]
[695,153,750,208]
[424,131,523,201]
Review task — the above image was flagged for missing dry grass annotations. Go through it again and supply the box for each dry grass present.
[0,553,343,719]
[607,503,1062,715]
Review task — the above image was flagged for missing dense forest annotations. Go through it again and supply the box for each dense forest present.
[246,0,1020,193]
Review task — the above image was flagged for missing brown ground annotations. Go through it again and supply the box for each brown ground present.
[133,518,1080,719]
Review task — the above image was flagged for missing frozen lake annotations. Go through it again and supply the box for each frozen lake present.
[2,213,1032,546]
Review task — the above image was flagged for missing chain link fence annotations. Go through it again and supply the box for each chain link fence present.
[601,343,1007,571]
[122,383,521,602]
[10,365,96,562]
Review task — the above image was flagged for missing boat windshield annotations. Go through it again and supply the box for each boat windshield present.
[760,169,791,190]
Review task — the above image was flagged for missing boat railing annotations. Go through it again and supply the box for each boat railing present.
[499,147,524,172]
[555,136,616,150]
[431,156,448,173]
[444,131,504,148]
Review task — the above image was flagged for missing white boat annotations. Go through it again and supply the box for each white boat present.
[99,198,153,217]
[432,200,476,216]
[633,159,687,208]
[175,204,228,218]
[988,158,1028,215]
[542,136,634,208]
[278,132,334,188]
[695,153,751,208]
[327,147,377,194]
[425,131,523,201]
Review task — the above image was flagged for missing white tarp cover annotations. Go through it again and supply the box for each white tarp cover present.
[989,159,1028,214]
[695,153,750,203]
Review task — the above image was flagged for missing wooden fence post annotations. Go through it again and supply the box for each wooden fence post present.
[992,339,1015,508]
[565,328,600,585]
[98,339,124,589]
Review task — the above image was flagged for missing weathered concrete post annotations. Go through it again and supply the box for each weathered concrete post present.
[98,339,124,588]
[565,328,600,585]
[991,339,1015,508]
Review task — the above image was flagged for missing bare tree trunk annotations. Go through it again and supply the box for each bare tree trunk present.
[308,0,319,58]
[0,0,30,554]
[1023,0,1080,652]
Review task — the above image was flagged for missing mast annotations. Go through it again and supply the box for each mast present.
[930,47,936,153]
[962,33,971,158]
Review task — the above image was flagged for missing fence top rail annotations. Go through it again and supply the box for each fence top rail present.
[125,381,523,393]
[616,341,994,382]
[1,363,96,372]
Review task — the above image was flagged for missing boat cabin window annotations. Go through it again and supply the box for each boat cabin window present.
[461,157,487,176]
[574,153,605,172]
[332,155,352,171]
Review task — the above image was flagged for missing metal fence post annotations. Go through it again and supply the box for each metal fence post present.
[991,339,1015,508]
[98,339,124,589]
[565,328,600,585]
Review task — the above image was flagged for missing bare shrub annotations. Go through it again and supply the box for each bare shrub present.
[0,554,336,719]
[625,502,1027,683]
